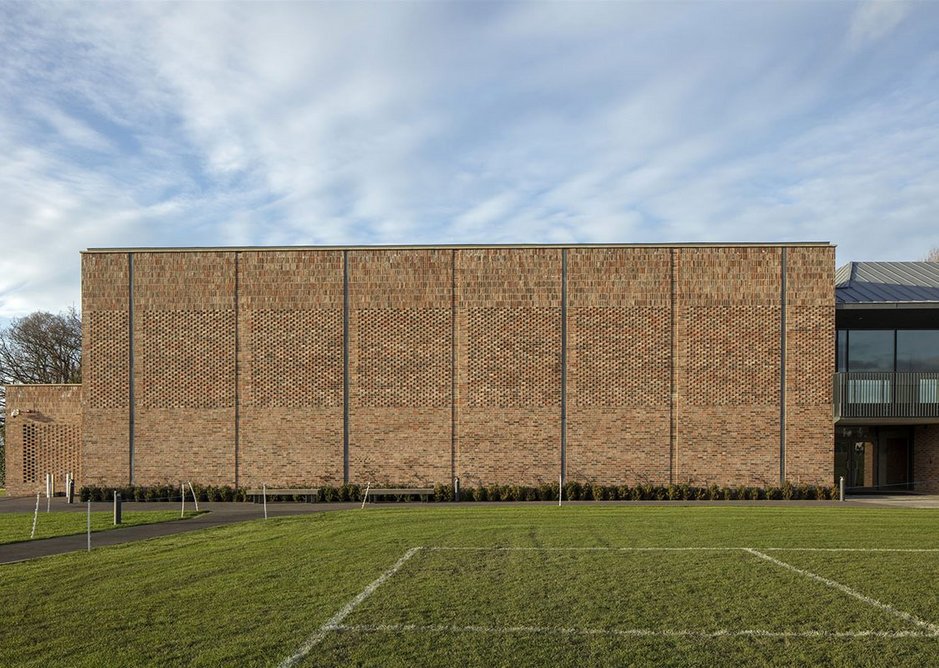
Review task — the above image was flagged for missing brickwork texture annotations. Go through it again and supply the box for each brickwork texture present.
[4,244,840,494]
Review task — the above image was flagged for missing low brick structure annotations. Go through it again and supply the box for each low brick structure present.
[4,243,838,496]
[4,385,82,496]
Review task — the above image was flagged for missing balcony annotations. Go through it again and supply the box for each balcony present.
[834,372,939,421]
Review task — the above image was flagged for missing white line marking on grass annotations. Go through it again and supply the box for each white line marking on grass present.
[428,546,939,553]
[278,546,423,668]
[744,548,939,636]
[428,546,741,551]
[761,548,939,553]
[332,624,938,639]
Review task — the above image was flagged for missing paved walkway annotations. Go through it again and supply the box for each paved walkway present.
[848,494,939,509]
[1,494,931,565]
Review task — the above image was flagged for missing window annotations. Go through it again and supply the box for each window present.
[847,330,894,372]
[896,330,939,372]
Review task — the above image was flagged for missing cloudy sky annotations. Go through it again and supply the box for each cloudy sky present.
[1,0,938,319]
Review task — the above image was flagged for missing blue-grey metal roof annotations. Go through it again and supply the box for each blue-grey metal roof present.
[836,262,939,304]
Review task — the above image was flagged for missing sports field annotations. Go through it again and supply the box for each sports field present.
[2,505,938,666]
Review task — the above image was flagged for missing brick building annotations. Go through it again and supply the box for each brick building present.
[3,241,890,497]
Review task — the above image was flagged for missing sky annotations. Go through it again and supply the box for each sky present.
[1,0,938,321]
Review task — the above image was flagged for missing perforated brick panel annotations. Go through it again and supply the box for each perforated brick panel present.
[250,309,342,408]
[4,385,82,496]
[348,250,452,484]
[139,310,235,409]
[86,311,128,409]
[22,423,82,484]
[685,306,780,406]
[567,248,671,484]
[456,249,561,485]
[353,309,450,408]
[465,308,559,408]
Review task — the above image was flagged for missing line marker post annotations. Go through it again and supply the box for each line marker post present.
[262,483,268,519]
[559,475,562,507]
[30,492,40,539]
[180,481,185,518]
[86,498,91,552]
[839,476,845,502]
[45,473,52,513]
[361,482,370,509]
[188,481,199,512]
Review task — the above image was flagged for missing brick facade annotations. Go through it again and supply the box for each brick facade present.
[4,243,839,494]
[914,425,939,493]
[4,385,82,497]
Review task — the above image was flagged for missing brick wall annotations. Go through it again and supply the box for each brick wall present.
[82,252,130,486]
[132,252,235,485]
[4,385,82,496]
[914,425,939,493]
[674,247,782,486]
[349,250,452,485]
[74,244,835,492]
[456,249,561,486]
[567,248,671,485]
[785,246,835,485]
[239,251,343,488]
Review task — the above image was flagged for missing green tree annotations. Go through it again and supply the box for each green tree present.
[0,308,82,486]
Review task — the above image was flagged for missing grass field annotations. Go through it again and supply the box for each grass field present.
[1,505,938,666]
[0,510,202,545]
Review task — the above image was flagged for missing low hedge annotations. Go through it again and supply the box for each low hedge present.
[79,482,835,503]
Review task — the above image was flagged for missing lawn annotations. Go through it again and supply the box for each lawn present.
[0,510,202,545]
[1,506,938,667]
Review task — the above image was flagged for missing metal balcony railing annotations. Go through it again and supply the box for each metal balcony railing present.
[834,372,939,419]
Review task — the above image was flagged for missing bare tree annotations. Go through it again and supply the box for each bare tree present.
[0,308,82,486]
[924,247,939,262]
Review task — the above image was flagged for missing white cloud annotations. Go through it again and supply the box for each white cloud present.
[0,1,938,317]
[848,0,911,50]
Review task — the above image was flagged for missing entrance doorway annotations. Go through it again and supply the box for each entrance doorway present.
[834,426,913,492]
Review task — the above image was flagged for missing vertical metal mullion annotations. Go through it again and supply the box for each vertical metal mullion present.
[343,250,350,485]
[128,252,135,485]
[560,249,567,485]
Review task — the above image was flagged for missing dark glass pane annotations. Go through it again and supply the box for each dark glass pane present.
[896,330,939,372]
[847,330,894,372]
[837,330,847,372]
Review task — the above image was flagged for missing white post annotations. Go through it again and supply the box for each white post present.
[180,482,186,518]
[30,492,40,539]
[559,475,563,507]
[86,498,91,552]
[839,476,845,502]
[188,482,199,512]
[361,482,371,509]
[262,483,268,520]
[45,473,51,512]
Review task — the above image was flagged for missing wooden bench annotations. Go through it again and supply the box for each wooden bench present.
[363,487,435,503]
[246,488,320,502]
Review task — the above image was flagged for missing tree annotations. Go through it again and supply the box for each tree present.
[924,247,939,262]
[0,308,82,487]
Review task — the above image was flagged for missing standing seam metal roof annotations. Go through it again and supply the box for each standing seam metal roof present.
[835,262,939,303]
